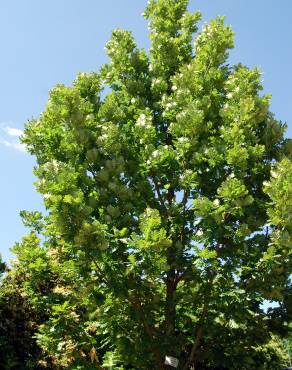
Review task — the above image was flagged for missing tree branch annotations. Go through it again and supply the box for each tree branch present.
[175,265,193,285]
[182,327,204,370]
[132,296,164,369]
[182,303,208,370]
[151,175,168,214]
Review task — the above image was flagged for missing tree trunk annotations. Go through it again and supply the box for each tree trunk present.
[164,248,178,368]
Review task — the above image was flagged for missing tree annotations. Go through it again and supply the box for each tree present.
[0,256,5,275]
[0,254,47,369]
[18,0,291,368]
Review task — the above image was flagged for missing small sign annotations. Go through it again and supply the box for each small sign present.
[164,355,179,368]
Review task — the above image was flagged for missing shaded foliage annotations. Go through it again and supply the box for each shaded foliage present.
[0,261,45,369]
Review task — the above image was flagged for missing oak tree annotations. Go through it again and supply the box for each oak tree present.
[17,0,291,368]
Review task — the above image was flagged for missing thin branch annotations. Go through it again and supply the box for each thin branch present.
[179,188,189,261]
[181,189,189,210]
[182,303,208,370]
[92,260,109,286]
[132,296,164,369]
[183,327,204,370]
[175,265,193,285]
[151,174,168,213]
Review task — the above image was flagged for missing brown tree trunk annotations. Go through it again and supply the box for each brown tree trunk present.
[164,246,178,369]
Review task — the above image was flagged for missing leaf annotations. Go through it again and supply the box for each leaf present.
[128,254,136,265]
[90,347,98,363]
[199,248,217,259]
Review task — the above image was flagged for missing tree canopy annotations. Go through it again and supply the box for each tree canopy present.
[1,0,291,369]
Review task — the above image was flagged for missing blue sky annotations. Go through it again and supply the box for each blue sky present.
[0,0,291,262]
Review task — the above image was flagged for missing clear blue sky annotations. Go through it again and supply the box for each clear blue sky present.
[0,0,291,262]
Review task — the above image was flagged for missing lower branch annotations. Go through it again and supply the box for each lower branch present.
[182,327,204,370]
[182,302,209,369]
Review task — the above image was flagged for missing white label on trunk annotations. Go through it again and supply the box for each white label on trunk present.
[164,355,179,368]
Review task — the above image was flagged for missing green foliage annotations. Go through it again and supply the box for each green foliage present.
[4,0,291,368]
[0,264,48,369]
